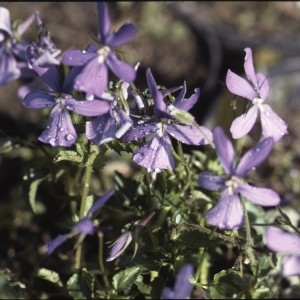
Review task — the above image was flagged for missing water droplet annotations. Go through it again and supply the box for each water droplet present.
[154,167,161,173]
[49,138,56,146]
[59,127,64,132]
[66,134,74,141]
[134,153,144,163]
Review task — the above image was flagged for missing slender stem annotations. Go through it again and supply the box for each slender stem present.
[98,231,110,290]
[195,226,217,282]
[75,143,99,270]
[241,197,255,264]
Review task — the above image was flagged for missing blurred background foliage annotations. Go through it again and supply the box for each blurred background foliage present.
[1,1,300,298]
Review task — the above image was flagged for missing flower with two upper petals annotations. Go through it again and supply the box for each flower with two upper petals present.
[23,50,111,147]
[198,126,280,230]
[122,68,212,173]
[265,226,300,277]
[47,189,114,255]
[61,1,137,99]
[226,47,288,142]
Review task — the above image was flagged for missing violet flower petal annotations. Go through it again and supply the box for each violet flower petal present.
[22,91,56,109]
[73,218,94,235]
[166,124,212,145]
[0,7,12,35]
[237,182,280,206]
[27,45,61,91]
[132,134,175,173]
[15,12,35,37]
[47,234,69,255]
[86,113,116,145]
[230,105,259,139]
[87,188,115,217]
[198,171,226,191]
[282,255,300,277]
[61,49,96,66]
[106,52,136,83]
[235,137,275,177]
[256,73,269,101]
[74,58,108,98]
[65,98,110,117]
[206,189,244,230]
[260,104,288,142]
[121,121,158,142]
[106,231,133,262]
[173,87,200,112]
[146,68,172,118]
[213,127,235,175]
[161,264,194,300]
[97,2,111,43]
[0,49,21,85]
[244,47,258,88]
[265,227,300,255]
[226,69,257,101]
[172,81,187,108]
[106,23,138,48]
[38,105,77,147]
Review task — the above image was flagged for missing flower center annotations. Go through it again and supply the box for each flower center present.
[253,97,265,112]
[225,175,240,195]
[97,46,111,63]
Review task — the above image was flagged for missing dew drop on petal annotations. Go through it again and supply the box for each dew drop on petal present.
[154,167,161,173]
[49,138,56,146]
[66,134,75,141]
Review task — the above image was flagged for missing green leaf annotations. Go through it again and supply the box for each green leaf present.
[134,274,152,296]
[37,268,63,287]
[210,270,252,298]
[29,178,46,214]
[112,266,141,292]
[54,150,83,163]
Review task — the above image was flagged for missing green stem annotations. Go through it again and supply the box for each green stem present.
[241,197,255,264]
[98,231,110,290]
[195,226,217,282]
[75,143,99,270]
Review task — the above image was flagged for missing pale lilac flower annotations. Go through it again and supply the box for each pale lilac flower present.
[0,7,35,85]
[61,1,137,99]
[265,226,300,276]
[47,189,114,255]
[23,51,110,147]
[226,47,288,141]
[122,68,212,173]
[106,212,155,261]
[198,126,280,230]
[161,264,194,299]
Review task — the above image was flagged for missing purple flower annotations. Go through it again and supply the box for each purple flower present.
[122,68,212,173]
[198,127,280,230]
[265,226,300,276]
[0,7,35,85]
[85,89,133,145]
[47,189,114,255]
[226,47,288,142]
[29,12,61,67]
[61,1,137,99]
[23,51,111,147]
[161,264,194,299]
[106,212,155,262]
